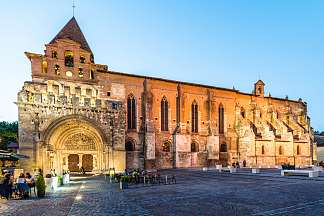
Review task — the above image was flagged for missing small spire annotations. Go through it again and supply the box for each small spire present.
[72,0,76,17]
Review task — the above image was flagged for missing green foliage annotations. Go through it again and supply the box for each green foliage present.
[58,175,63,185]
[0,121,18,150]
[314,131,324,136]
[36,175,46,197]
[120,175,129,182]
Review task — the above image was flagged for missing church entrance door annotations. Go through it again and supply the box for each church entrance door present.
[68,154,79,172]
[82,154,93,172]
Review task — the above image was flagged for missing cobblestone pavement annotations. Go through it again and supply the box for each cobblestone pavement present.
[1,169,324,216]
[0,176,83,216]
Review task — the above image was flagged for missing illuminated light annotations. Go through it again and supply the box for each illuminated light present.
[75,195,82,200]
[81,185,85,189]
[66,71,73,77]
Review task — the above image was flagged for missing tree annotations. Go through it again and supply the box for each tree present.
[0,121,18,150]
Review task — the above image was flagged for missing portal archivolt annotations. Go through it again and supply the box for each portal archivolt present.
[43,115,107,173]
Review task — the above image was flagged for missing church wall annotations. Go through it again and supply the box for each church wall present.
[17,78,126,174]
[18,17,314,172]
[97,70,313,168]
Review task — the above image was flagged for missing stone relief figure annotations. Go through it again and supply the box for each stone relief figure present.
[65,133,96,151]
[34,113,40,131]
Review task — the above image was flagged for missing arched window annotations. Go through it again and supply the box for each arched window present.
[80,55,86,63]
[64,50,74,67]
[258,87,262,95]
[241,107,245,118]
[162,141,171,152]
[78,67,83,78]
[42,61,48,73]
[161,97,169,131]
[54,64,60,75]
[127,94,136,129]
[52,51,58,59]
[191,142,199,152]
[297,145,300,155]
[125,140,135,151]
[191,101,198,133]
[261,145,265,155]
[279,146,283,155]
[90,69,94,80]
[219,104,225,134]
[220,143,227,152]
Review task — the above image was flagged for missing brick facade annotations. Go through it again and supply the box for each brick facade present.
[17,17,314,174]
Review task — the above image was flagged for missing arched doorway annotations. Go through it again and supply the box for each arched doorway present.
[125,139,137,169]
[68,154,79,172]
[41,115,120,175]
[82,154,93,172]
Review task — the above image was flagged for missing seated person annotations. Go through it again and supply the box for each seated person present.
[16,173,30,197]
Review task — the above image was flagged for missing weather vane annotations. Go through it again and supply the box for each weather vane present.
[72,0,76,17]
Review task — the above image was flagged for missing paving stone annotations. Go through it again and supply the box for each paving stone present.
[1,169,324,216]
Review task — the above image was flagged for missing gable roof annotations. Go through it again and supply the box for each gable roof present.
[255,80,265,86]
[49,17,92,53]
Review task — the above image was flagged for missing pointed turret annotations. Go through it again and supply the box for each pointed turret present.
[49,17,92,53]
[254,79,265,97]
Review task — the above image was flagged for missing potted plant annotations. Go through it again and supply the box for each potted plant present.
[63,170,70,184]
[58,176,63,186]
[36,175,46,197]
[44,173,52,190]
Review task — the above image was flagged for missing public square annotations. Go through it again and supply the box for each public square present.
[1,1,324,216]
[1,169,324,216]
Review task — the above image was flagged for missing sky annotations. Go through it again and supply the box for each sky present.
[0,0,323,130]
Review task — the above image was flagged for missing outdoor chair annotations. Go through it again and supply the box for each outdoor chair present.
[170,175,176,184]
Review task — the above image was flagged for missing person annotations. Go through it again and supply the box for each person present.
[80,166,85,175]
[1,173,13,199]
[232,162,236,168]
[16,173,30,198]
[25,173,35,188]
[243,160,247,167]
[236,161,240,168]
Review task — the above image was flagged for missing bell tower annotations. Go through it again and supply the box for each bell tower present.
[254,80,265,97]
[24,17,105,83]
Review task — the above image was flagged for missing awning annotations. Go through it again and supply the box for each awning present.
[0,150,29,161]
[0,153,19,161]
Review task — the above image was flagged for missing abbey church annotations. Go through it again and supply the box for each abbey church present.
[17,17,315,174]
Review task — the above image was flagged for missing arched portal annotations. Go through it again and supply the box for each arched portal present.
[41,115,119,175]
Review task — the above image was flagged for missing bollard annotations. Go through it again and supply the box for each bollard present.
[119,181,123,190]
[165,175,168,184]
[109,176,112,183]
[144,176,146,186]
